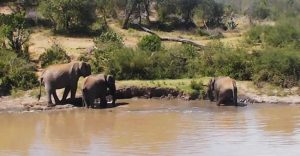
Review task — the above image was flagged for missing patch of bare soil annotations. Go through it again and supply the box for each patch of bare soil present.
[0,5,13,15]
[29,28,94,61]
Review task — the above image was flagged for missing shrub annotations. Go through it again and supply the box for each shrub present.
[253,48,300,88]
[197,29,210,36]
[0,48,38,94]
[192,41,253,80]
[190,79,204,91]
[38,0,97,32]
[264,23,300,48]
[39,44,71,68]
[94,30,123,44]
[245,17,300,48]
[244,25,267,44]
[138,35,161,52]
[105,47,152,80]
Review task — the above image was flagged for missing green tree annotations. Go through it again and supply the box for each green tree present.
[38,0,97,32]
[0,12,30,56]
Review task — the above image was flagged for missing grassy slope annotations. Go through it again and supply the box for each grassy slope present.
[0,3,292,98]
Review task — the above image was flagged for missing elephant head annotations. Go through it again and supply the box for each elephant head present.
[105,75,116,105]
[73,62,91,78]
[207,78,216,101]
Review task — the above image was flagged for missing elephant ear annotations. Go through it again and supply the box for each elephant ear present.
[80,62,91,77]
[70,62,80,77]
[207,78,216,101]
[210,78,216,91]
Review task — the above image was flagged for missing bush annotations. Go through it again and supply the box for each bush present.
[245,17,300,48]
[0,48,38,94]
[191,41,253,80]
[197,29,210,36]
[138,35,161,52]
[244,25,267,44]
[39,44,71,68]
[253,48,300,87]
[190,79,204,91]
[264,23,300,48]
[94,30,123,44]
[38,0,97,32]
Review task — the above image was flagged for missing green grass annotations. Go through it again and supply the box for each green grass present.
[117,78,211,94]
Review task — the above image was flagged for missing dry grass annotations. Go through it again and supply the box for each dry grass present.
[29,28,94,61]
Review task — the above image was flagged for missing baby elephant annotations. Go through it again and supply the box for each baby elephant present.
[82,74,116,108]
[38,61,91,106]
[207,76,237,106]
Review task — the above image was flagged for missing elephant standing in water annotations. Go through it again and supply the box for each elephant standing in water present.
[38,62,91,106]
[82,74,116,108]
[207,77,237,106]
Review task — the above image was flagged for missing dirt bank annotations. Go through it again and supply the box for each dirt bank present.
[1,85,300,113]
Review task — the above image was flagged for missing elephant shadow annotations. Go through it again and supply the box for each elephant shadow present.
[63,97,129,109]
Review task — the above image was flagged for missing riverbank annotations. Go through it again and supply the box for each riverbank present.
[1,79,300,113]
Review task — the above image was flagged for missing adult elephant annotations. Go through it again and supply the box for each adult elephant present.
[207,76,237,106]
[82,74,116,108]
[38,61,91,106]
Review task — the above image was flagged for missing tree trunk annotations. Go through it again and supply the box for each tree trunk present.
[144,0,151,24]
[122,0,138,29]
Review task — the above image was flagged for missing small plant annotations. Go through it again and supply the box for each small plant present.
[138,35,161,52]
[197,29,209,36]
[95,30,123,44]
[190,80,204,91]
[39,44,71,68]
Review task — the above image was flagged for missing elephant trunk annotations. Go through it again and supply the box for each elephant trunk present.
[232,81,237,106]
[110,85,116,106]
[37,77,43,101]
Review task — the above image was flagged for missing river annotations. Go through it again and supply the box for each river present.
[1,99,300,156]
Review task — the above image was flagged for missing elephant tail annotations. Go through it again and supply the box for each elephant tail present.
[232,80,237,106]
[37,77,43,101]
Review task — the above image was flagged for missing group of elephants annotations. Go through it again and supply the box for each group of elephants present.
[38,61,238,108]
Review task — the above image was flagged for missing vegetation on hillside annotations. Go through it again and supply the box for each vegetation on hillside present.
[1,0,300,97]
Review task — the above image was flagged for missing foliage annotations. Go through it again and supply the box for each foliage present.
[190,79,204,91]
[244,25,267,44]
[39,44,71,68]
[138,35,161,52]
[197,28,210,36]
[193,41,253,80]
[248,0,271,20]
[38,0,97,33]
[0,48,38,94]
[253,48,300,88]
[195,0,226,29]
[94,30,123,45]
[0,12,30,56]
[245,17,300,48]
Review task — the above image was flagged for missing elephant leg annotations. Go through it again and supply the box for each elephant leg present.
[45,84,54,106]
[100,97,107,108]
[61,87,71,103]
[70,85,77,100]
[52,90,60,105]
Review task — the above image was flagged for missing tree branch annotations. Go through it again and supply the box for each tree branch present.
[139,26,205,48]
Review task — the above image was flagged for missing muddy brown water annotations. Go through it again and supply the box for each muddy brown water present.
[1,99,300,156]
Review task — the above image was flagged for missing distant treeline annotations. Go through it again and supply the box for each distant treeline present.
[2,0,300,33]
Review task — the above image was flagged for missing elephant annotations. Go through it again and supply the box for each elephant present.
[207,76,237,106]
[82,74,116,108]
[38,61,91,106]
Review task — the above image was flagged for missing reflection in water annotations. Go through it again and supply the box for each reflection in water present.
[1,100,300,155]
